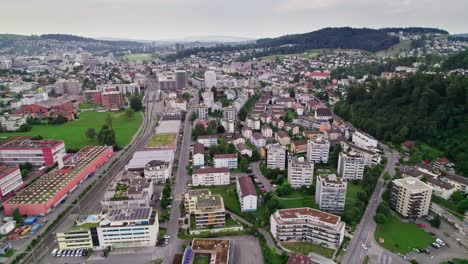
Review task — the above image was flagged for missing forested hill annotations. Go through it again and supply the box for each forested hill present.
[379,27,449,34]
[334,73,468,176]
[442,50,468,70]
[255,27,399,52]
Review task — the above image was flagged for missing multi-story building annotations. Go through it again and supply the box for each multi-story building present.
[202,90,214,108]
[352,131,378,149]
[261,125,273,138]
[345,143,381,166]
[223,106,237,121]
[197,135,218,147]
[0,113,28,131]
[101,176,154,210]
[204,71,217,88]
[0,166,23,197]
[185,189,211,214]
[175,70,187,90]
[315,174,347,212]
[214,154,237,169]
[53,79,82,95]
[56,230,94,250]
[267,144,286,170]
[101,91,124,109]
[196,104,209,120]
[275,131,291,146]
[143,160,171,183]
[157,72,177,91]
[182,239,231,264]
[192,167,230,186]
[307,138,330,164]
[270,207,345,249]
[194,194,226,228]
[236,176,257,212]
[0,136,66,166]
[287,156,314,188]
[337,151,365,180]
[250,133,266,148]
[192,142,205,167]
[390,178,432,219]
[4,146,113,216]
[97,207,158,248]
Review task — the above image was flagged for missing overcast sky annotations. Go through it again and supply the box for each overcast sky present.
[0,0,467,40]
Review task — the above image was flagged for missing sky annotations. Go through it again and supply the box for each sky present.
[0,0,467,40]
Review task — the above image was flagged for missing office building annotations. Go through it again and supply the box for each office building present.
[337,151,365,180]
[175,70,187,90]
[390,178,432,218]
[270,207,345,249]
[287,156,314,188]
[101,176,154,210]
[315,174,347,212]
[307,138,330,164]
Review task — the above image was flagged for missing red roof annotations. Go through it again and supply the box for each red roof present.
[11,104,49,115]
[214,154,237,159]
[193,142,205,155]
[315,108,333,117]
[310,71,330,77]
[193,167,229,174]
[238,176,256,197]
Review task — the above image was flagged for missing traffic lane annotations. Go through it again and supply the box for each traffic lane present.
[250,162,272,192]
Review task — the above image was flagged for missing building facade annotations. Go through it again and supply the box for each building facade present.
[236,176,257,212]
[337,151,365,180]
[0,136,66,166]
[315,174,347,212]
[192,167,230,186]
[287,157,314,188]
[267,144,286,170]
[390,178,432,218]
[307,138,330,164]
[214,154,238,169]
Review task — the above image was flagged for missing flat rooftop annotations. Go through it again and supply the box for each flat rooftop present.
[106,207,152,222]
[127,150,174,170]
[6,146,111,205]
[186,189,211,198]
[189,239,230,264]
[0,136,63,149]
[148,133,177,148]
[393,178,432,191]
[276,207,341,225]
[155,120,181,134]
[0,165,19,179]
[197,195,224,209]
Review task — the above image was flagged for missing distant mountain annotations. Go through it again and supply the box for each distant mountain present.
[178,35,255,43]
[379,27,449,34]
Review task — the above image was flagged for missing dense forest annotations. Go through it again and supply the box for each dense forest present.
[334,73,468,176]
[378,27,448,34]
[442,50,468,70]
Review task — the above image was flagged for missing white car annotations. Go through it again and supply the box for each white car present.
[361,244,368,250]
[436,238,446,246]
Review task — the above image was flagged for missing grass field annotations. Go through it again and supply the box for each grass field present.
[282,241,335,258]
[0,111,142,149]
[276,191,319,209]
[374,214,434,254]
[345,181,363,208]
[122,53,155,62]
[376,39,412,57]
[148,133,177,147]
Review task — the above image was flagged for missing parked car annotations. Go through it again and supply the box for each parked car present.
[432,242,441,249]
[436,238,446,246]
[361,244,368,250]
[417,223,426,228]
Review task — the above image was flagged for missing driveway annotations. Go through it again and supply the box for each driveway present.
[250,162,272,192]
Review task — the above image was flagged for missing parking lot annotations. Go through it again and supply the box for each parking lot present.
[405,218,468,263]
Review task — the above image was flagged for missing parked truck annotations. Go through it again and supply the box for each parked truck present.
[30,223,43,235]
[0,221,16,235]
[23,217,37,226]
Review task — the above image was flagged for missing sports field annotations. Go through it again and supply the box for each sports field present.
[0,111,142,149]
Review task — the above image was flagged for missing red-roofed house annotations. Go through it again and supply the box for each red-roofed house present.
[214,153,238,169]
[11,104,50,119]
[193,142,205,166]
[309,71,331,80]
[236,176,257,212]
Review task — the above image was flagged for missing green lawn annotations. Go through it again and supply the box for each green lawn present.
[345,181,362,208]
[0,111,142,149]
[193,255,210,264]
[0,249,16,257]
[282,241,335,258]
[374,214,434,254]
[276,191,319,209]
[376,39,412,57]
[148,133,176,147]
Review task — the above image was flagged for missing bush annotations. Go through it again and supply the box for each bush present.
[374,213,388,224]
[429,215,441,228]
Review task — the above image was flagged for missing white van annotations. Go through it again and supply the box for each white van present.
[51,248,58,256]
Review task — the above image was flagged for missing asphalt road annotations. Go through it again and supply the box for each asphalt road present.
[250,161,273,192]
[342,147,405,264]
[29,78,161,264]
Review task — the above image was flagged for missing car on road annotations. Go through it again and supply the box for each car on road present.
[432,242,441,248]
[361,244,368,250]
[417,223,426,228]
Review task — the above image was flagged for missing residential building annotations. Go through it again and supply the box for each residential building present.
[250,133,266,148]
[314,108,333,121]
[0,113,28,131]
[236,143,252,157]
[315,174,347,212]
[101,91,124,109]
[0,166,23,197]
[202,90,214,107]
[236,176,257,212]
[426,177,456,200]
[182,239,231,264]
[345,143,381,166]
[307,138,330,164]
[204,71,217,88]
[287,157,314,188]
[291,140,307,154]
[223,106,237,121]
[267,144,286,170]
[101,177,154,210]
[185,189,211,214]
[214,154,238,169]
[440,173,468,194]
[241,127,252,139]
[143,160,172,183]
[0,136,66,166]
[352,131,378,149]
[194,194,226,228]
[196,104,209,120]
[197,135,218,147]
[192,167,230,186]
[337,151,365,180]
[275,131,291,146]
[390,178,432,218]
[261,125,273,138]
[157,72,177,91]
[192,142,205,167]
[57,230,93,249]
[270,207,345,249]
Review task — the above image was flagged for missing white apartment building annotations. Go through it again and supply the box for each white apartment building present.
[194,195,226,228]
[202,90,215,108]
[270,207,345,249]
[345,143,381,167]
[192,142,205,167]
[185,189,212,214]
[287,156,314,188]
[192,167,230,186]
[143,160,172,183]
[267,144,286,170]
[391,178,432,218]
[261,125,273,138]
[97,207,158,248]
[223,106,237,121]
[337,151,365,180]
[197,135,218,147]
[315,174,347,212]
[196,104,209,120]
[204,71,217,88]
[214,154,238,169]
[236,176,257,212]
[0,166,23,197]
[352,131,378,149]
[307,138,330,164]
[250,133,266,148]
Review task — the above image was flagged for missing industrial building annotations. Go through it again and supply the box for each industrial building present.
[0,136,66,166]
[0,166,23,197]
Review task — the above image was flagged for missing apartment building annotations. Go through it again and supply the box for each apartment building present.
[236,176,257,212]
[143,160,172,183]
[345,143,381,166]
[287,156,314,188]
[56,230,93,249]
[223,106,237,121]
[390,178,432,218]
[197,135,218,147]
[194,195,226,228]
[185,189,212,214]
[337,151,365,180]
[352,131,378,149]
[192,142,205,167]
[214,154,238,169]
[270,207,345,249]
[267,144,286,170]
[250,133,266,148]
[307,138,330,164]
[192,167,230,186]
[315,174,347,212]
[204,71,217,88]
[196,104,209,120]
[202,90,215,107]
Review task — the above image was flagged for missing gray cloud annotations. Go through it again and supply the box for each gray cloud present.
[0,0,466,40]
